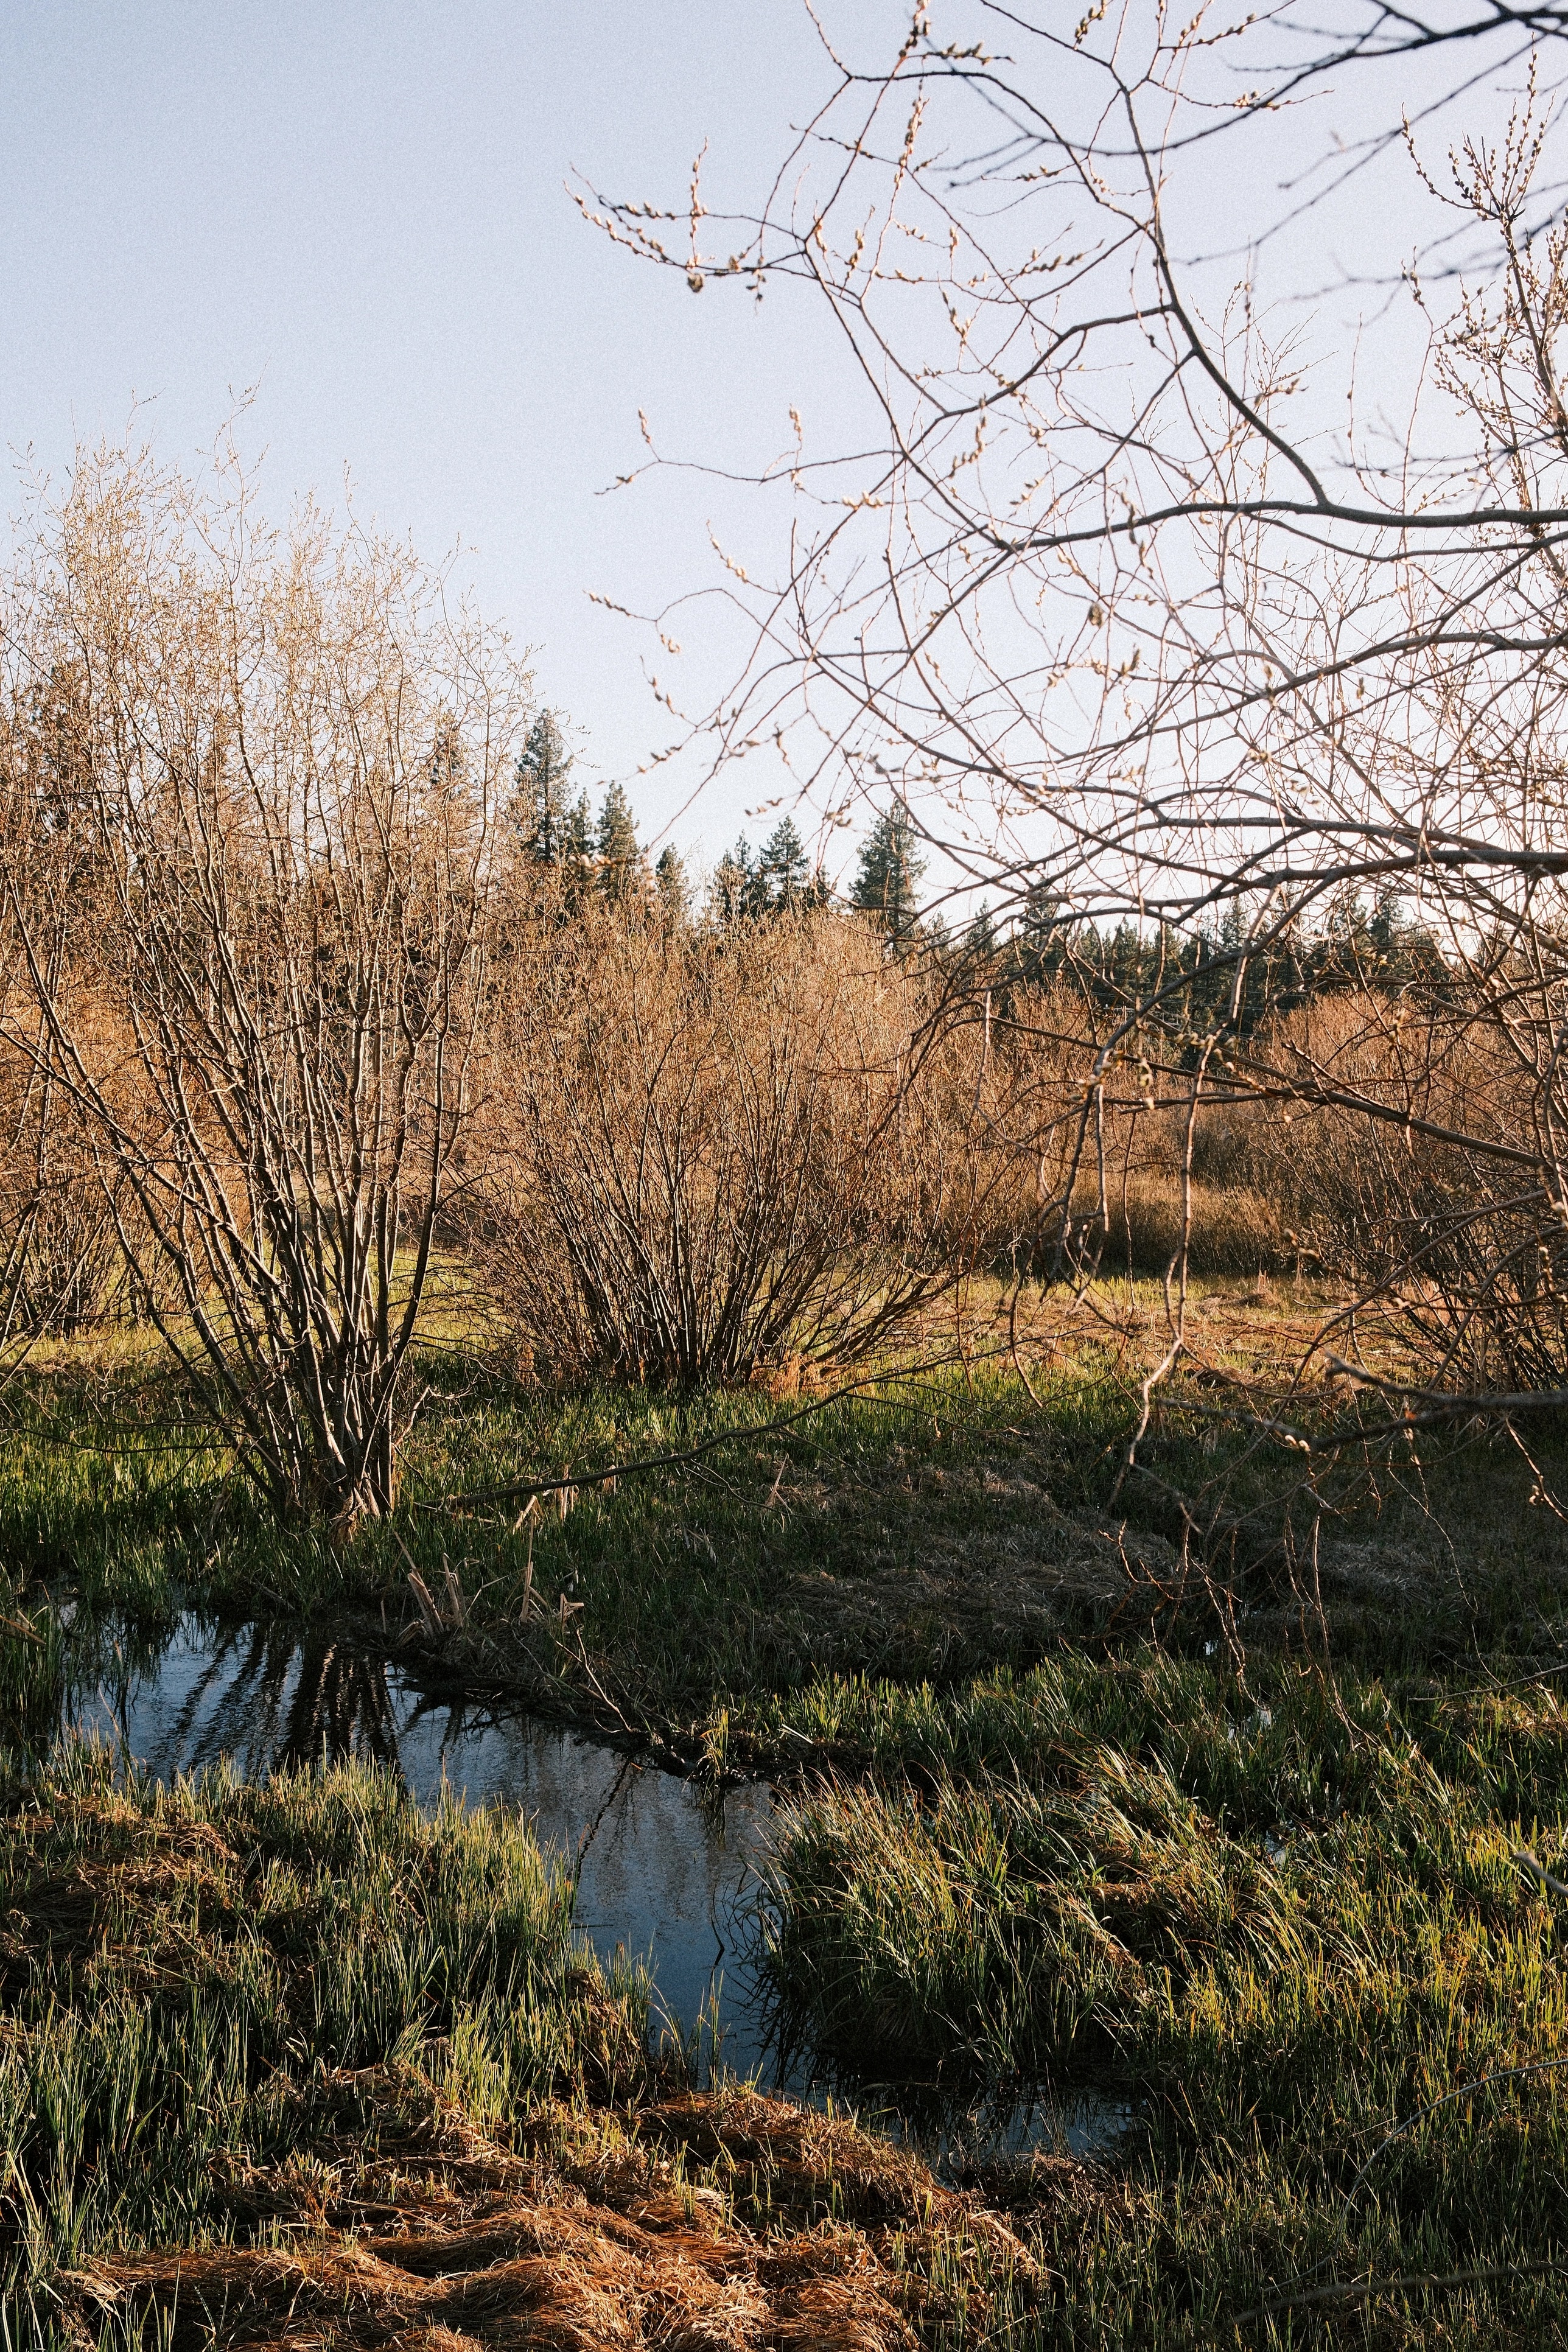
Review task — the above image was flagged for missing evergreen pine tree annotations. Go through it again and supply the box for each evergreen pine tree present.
[965,900,998,958]
[1369,887,1410,981]
[561,791,595,909]
[1012,882,1065,986]
[654,844,690,923]
[512,710,575,864]
[709,837,755,926]
[595,782,649,904]
[851,804,925,943]
[756,816,812,911]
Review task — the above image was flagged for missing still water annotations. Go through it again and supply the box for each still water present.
[65,1613,774,2077]
[57,1612,1129,2158]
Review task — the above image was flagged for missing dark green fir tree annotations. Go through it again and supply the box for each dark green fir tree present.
[512,710,575,866]
[756,816,813,911]
[852,803,925,945]
[965,900,998,959]
[559,790,595,909]
[654,844,690,923]
[709,837,755,926]
[595,782,649,905]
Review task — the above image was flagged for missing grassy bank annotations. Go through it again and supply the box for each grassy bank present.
[760,1658,1568,2341]
[9,1275,1561,1749]
[0,1743,635,2337]
[0,1746,1031,2349]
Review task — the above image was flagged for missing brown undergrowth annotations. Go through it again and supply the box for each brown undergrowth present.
[61,2075,1036,2351]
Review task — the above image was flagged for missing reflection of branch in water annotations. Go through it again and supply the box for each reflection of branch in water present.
[576,1754,637,1873]
[394,1687,517,1801]
[74,1617,405,1787]
[167,1625,403,1779]
[63,1615,178,1757]
[66,1615,557,1796]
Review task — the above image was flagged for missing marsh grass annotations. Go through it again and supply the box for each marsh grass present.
[0,1747,642,2297]
[10,1287,1568,2337]
[753,1656,1568,2341]
[0,1746,1034,2351]
[9,1277,1568,1738]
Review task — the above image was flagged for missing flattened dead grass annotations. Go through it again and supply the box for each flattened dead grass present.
[1,1751,1034,2350]
[61,2073,1036,2351]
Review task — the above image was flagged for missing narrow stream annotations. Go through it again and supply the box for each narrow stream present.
[51,1611,1130,2160]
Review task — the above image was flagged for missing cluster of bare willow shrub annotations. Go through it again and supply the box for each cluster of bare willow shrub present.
[0,447,531,1526]
[463,901,1052,1386]
[0,447,1116,1521]
[1201,977,1568,1393]
[0,1020,123,1345]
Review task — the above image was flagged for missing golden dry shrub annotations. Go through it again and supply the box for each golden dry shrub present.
[467,903,1005,1385]
[0,975,139,1342]
[0,1043,102,1340]
[0,445,529,1518]
[1206,983,1567,1385]
[979,984,1286,1282]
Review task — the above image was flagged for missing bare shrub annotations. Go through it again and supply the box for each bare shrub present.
[1206,983,1568,1388]
[0,1041,121,1339]
[469,903,1000,1385]
[0,446,528,1524]
[978,985,1285,1284]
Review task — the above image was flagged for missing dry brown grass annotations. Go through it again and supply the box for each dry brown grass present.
[1072,1174,1284,1280]
[981,985,1292,1283]
[62,2076,1035,2351]
[5,1755,1035,2350]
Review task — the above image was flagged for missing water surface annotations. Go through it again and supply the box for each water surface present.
[66,1613,774,2076]
[56,1611,1133,2158]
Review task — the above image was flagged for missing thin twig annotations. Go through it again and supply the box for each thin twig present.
[413,1348,977,1514]
[1346,2051,1568,2206]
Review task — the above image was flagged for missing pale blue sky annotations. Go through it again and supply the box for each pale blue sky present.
[0,1,855,865]
[0,2,1515,881]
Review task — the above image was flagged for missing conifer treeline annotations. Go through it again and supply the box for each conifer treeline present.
[511,715,930,937]
[516,716,1451,1030]
[509,710,689,915]
[997,884,1452,1038]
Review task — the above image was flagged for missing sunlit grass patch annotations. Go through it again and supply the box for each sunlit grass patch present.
[0,1743,646,2333]
[752,1653,1568,2340]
